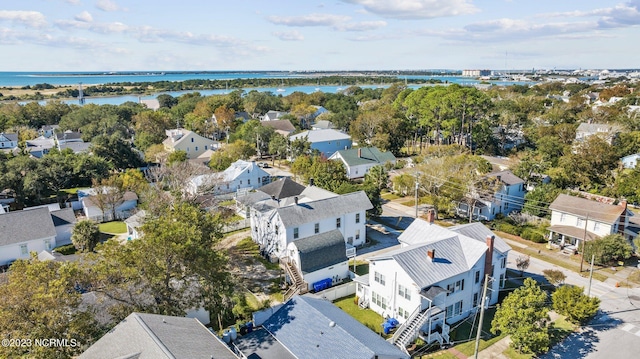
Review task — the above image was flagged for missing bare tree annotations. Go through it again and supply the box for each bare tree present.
[91,175,126,222]
[516,255,531,276]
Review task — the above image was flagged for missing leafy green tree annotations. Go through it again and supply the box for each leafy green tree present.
[91,134,144,171]
[0,259,103,358]
[167,150,187,164]
[268,134,289,162]
[208,140,255,171]
[364,165,388,191]
[85,202,231,324]
[491,278,550,354]
[583,234,633,265]
[291,154,349,192]
[522,183,561,217]
[71,219,101,252]
[157,94,178,109]
[542,269,567,286]
[132,110,173,151]
[552,285,600,324]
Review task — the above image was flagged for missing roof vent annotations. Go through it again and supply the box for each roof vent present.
[329,321,336,327]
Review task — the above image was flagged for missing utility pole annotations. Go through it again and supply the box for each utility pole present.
[587,254,595,297]
[474,274,490,359]
[415,180,419,218]
[580,214,589,272]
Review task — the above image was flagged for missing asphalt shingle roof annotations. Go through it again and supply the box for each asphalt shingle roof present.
[256,296,409,359]
[258,177,306,200]
[276,191,372,227]
[332,147,396,167]
[79,312,237,359]
[549,193,625,224]
[0,207,56,246]
[292,229,347,273]
[50,208,77,227]
[487,170,524,185]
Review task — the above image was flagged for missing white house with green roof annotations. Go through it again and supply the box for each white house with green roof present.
[329,147,396,179]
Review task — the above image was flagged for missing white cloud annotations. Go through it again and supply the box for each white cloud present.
[0,10,47,28]
[266,13,350,27]
[66,0,81,4]
[540,1,640,28]
[96,0,120,12]
[74,11,93,22]
[340,0,478,19]
[334,20,386,31]
[55,19,128,34]
[273,30,304,41]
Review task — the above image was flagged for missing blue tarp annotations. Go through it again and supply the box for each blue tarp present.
[312,278,332,292]
[382,318,399,334]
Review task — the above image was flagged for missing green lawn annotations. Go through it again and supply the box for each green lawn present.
[99,221,127,234]
[450,307,506,357]
[231,237,280,270]
[333,294,387,337]
[381,191,402,200]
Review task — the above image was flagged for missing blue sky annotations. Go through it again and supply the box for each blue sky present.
[1,0,639,71]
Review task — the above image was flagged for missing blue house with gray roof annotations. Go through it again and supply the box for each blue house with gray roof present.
[235,295,409,359]
[289,128,352,158]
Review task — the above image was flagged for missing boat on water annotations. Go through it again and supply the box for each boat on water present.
[277,79,286,92]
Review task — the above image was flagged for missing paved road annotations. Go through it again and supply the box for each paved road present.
[508,251,640,359]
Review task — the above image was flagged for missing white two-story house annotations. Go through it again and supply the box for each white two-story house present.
[457,170,525,221]
[356,212,510,351]
[163,128,219,159]
[187,160,271,195]
[238,178,372,259]
[548,194,633,251]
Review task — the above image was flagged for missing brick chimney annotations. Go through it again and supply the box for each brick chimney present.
[484,235,495,278]
[427,249,435,260]
[358,148,362,158]
[426,209,435,224]
[618,200,627,235]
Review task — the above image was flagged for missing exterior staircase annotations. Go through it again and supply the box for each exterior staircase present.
[282,257,307,301]
[390,306,437,353]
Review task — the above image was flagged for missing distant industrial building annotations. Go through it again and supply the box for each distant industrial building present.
[462,69,491,77]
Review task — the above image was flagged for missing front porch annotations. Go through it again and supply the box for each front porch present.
[547,225,599,254]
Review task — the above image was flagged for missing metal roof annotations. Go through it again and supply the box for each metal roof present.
[292,229,347,273]
[331,146,396,167]
[258,295,409,359]
[277,191,372,227]
[289,129,351,143]
[448,222,511,254]
[384,219,506,289]
[549,193,625,224]
[0,207,56,247]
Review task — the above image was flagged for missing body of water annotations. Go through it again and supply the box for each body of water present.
[2,71,535,106]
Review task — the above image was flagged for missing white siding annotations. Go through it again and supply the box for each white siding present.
[0,236,56,266]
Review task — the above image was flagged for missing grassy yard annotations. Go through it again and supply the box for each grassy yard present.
[381,191,402,200]
[333,294,387,337]
[232,237,280,270]
[99,221,127,234]
[502,315,576,359]
[450,307,505,356]
[219,199,236,206]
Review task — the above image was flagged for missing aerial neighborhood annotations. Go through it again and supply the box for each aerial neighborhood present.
[2,68,640,358]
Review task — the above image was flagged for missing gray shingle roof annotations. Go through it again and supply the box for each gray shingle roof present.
[0,207,56,246]
[0,133,18,142]
[277,191,372,227]
[261,119,296,133]
[50,208,77,227]
[292,229,347,273]
[487,170,524,185]
[79,312,237,359]
[258,177,306,200]
[257,295,409,359]
[549,193,625,224]
[332,146,396,167]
